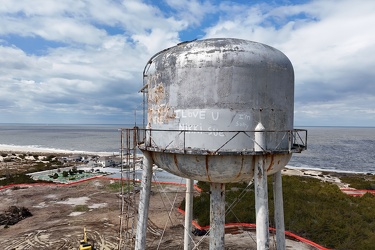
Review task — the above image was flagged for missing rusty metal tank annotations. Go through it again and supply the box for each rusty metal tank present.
[141,38,295,183]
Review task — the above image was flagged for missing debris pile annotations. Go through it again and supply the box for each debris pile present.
[0,206,32,227]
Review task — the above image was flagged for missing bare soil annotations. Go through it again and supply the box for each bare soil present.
[0,177,316,250]
[0,151,317,249]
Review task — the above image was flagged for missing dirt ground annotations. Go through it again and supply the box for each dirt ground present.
[0,151,316,249]
[0,177,317,250]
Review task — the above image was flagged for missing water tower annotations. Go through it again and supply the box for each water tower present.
[135,38,306,249]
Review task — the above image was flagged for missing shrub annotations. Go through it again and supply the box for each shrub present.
[74,205,89,212]
[62,171,69,178]
[46,155,56,161]
[187,175,375,250]
[340,175,375,190]
[72,166,78,173]
[0,174,36,186]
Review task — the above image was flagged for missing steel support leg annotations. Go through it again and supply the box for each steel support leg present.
[254,122,269,250]
[135,151,153,250]
[210,182,225,250]
[255,156,269,250]
[273,170,285,250]
[184,178,194,250]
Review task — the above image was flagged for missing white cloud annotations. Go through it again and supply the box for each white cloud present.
[203,0,375,126]
[165,0,214,26]
[0,0,374,126]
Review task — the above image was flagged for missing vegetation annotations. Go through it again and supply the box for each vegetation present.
[0,152,92,185]
[62,171,69,178]
[49,173,59,179]
[0,152,72,177]
[340,175,375,190]
[181,175,375,250]
[0,173,39,186]
[107,180,135,192]
[74,205,89,212]
[45,155,56,161]
[27,162,60,173]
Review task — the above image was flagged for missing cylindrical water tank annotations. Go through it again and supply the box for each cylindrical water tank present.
[143,38,294,183]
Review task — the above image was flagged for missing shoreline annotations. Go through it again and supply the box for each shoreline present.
[1,144,374,175]
[285,165,374,175]
[0,144,116,157]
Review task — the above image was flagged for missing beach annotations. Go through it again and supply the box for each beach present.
[0,144,114,157]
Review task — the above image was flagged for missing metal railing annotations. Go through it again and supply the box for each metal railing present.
[127,128,307,156]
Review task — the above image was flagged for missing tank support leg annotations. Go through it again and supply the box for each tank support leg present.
[210,182,225,250]
[273,170,285,250]
[184,178,194,250]
[135,151,153,250]
[254,122,269,249]
[255,156,270,250]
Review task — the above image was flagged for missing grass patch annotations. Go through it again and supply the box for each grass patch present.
[182,175,375,250]
[107,180,134,192]
[74,205,89,212]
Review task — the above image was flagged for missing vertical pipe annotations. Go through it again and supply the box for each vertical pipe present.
[254,122,269,250]
[135,151,153,250]
[273,170,285,250]
[210,182,225,250]
[184,178,194,250]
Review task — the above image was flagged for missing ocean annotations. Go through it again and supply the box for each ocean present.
[289,126,375,173]
[0,124,374,173]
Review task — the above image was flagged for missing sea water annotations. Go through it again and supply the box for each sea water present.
[0,124,122,153]
[0,124,374,173]
[289,126,375,173]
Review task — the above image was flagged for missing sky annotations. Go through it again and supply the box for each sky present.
[0,0,374,127]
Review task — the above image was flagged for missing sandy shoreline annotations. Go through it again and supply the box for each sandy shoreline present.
[2,145,372,192]
[1,144,373,175]
[0,144,115,157]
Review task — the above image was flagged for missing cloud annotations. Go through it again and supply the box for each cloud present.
[203,0,375,126]
[0,0,374,126]
[164,0,215,26]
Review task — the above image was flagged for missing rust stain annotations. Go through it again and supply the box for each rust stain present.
[195,156,200,163]
[257,164,262,179]
[148,79,176,124]
[267,155,275,172]
[173,154,181,173]
[236,156,244,178]
[173,154,178,166]
[205,155,211,182]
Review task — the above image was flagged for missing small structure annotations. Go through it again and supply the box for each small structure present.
[97,156,121,167]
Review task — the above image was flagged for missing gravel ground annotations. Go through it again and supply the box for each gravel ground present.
[0,177,318,249]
